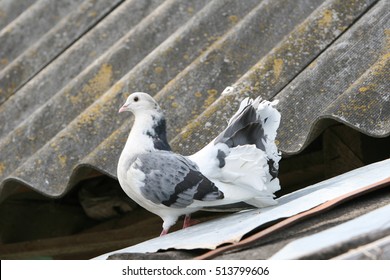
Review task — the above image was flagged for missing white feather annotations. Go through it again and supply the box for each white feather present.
[189,97,281,207]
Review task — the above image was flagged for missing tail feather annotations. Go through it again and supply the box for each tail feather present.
[215,97,281,177]
[189,95,282,209]
[216,145,268,191]
[215,99,265,150]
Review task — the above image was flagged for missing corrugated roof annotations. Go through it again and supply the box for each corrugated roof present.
[0,0,389,201]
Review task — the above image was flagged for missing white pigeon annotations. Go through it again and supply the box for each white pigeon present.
[117,92,281,236]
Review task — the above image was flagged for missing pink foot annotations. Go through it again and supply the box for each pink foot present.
[183,215,200,229]
[160,228,169,236]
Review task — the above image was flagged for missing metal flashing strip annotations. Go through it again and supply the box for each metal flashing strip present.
[270,203,390,259]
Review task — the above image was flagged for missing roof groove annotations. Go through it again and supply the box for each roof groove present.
[0,0,85,75]
[0,0,388,200]
[0,0,125,105]
[0,0,37,30]
[0,0,166,138]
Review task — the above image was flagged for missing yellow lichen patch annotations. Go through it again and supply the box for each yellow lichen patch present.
[204,89,218,107]
[0,58,8,66]
[154,66,164,74]
[229,15,238,24]
[195,92,202,98]
[69,92,82,105]
[179,120,202,140]
[318,9,333,28]
[187,7,194,14]
[112,81,124,94]
[0,162,5,175]
[149,83,157,90]
[171,102,179,108]
[58,154,67,168]
[385,29,390,50]
[82,63,113,98]
[359,86,369,93]
[88,11,97,17]
[183,54,190,60]
[207,89,218,95]
[308,60,318,69]
[370,52,390,76]
[77,103,103,127]
[7,82,16,95]
[273,58,284,81]
[50,142,59,151]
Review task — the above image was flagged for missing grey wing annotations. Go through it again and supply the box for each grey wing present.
[133,151,224,208]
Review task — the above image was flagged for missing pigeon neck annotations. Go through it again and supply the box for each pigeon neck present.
[124,110,170,156]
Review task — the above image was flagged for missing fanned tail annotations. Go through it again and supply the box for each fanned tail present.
[189,95,282,209]
[215,97,281,181]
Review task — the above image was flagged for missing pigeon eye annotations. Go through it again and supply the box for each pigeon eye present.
[134,96,139,102]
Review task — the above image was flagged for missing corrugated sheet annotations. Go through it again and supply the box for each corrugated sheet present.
[0,0,389,199]
[270,203,390,259]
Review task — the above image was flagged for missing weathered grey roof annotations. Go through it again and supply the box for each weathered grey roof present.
[0,0,389,200]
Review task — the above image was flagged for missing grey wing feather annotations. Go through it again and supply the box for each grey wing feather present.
[133,151,224,208]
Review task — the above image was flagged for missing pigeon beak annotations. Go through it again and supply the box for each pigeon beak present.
[118,104,129,113]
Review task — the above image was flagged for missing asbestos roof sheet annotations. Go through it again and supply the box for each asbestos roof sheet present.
[0,0,389,199]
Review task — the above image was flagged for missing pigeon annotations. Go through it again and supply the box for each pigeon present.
[117,92,281,236]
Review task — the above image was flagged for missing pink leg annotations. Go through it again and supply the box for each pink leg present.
[183,214,192,229]
[183,214,201,229]
[160,228,169,236]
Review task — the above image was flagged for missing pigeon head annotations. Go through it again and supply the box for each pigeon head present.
[119,92,159,114]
